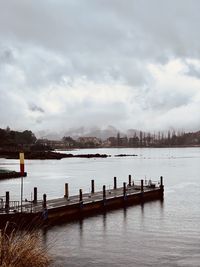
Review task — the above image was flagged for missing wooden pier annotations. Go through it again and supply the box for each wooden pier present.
[0,176,164,227]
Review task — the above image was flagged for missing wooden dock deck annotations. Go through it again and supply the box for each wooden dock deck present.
[22,184,159,212]
[0,176,164,227]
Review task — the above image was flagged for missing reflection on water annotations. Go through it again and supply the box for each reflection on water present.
[103,212,107,231]
[123,207,127,223]
[1,147,200,266]
[48,199,168,267]
[79,219,84,244]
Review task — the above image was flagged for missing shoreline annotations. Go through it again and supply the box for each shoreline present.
[0,145,199,160]
[0,150,109,160]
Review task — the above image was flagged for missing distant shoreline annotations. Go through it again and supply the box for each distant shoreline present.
[0,150,109,160]
[0,145,199,160]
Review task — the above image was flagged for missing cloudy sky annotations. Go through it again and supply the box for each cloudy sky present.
[0,0,200,136]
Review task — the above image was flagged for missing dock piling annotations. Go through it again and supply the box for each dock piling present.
[141,179,144,192]
[160,176,164,197]
[114,177,117,190]
[123,182,126,198]
[91,180,95,194]
[43,194,47,209]
[103,185,106,200]
[5,191,9,213]
[79,189,83,202]
[160,176,163,188]
[128,175,131,186]
[64,183,69,199]
[33,187,37,204]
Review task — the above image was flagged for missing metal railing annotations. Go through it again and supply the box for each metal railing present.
[0,200,20,213]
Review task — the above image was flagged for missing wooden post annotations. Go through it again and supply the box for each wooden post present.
[33,187,37,204]
[5,191,9,213]
[123,182,126,198]
[141,179,144,192]
[103,185,106,200]
[160,176,164,198]
[128,175,131,186]
[43,194,47,209]
[64,183,69,198]
[79,189,83,202]
[160,176,163,188]
[114,177,117,190]
[91,180,95,194]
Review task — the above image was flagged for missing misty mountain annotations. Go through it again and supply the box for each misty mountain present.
[37,126,141,140]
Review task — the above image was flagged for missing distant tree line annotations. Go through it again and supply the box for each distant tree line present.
[109,130,200,147]
[0,127,51,151]
[1,127,200,152]
[62,136,101,148]
[62,130,200,148]
[0,127,36,146]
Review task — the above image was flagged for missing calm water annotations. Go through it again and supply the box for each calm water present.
[0,148,200,266]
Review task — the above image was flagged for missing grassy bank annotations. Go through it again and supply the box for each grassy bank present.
[0,224,50,267]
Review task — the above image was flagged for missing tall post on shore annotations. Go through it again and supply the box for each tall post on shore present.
[91,180,95,194]
[5,191,9,213]
[21,177,23,212]
[43,194,47,209]
[128,175,131,186]
[33,187,37,204]
[79,189,83,202]
[114,177,117,190]
[141,179,144,192]
[19,152,25,212]
[103,185,106,200]
[123,182,126,199]
[64,183,69,199]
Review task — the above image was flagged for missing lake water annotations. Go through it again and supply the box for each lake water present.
[0,147,200,266]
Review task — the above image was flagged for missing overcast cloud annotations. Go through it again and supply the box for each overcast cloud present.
[0,0,200,137]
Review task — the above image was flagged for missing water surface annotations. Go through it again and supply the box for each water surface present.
[0,147,200,266]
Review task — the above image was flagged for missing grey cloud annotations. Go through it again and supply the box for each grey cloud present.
[1,0,200,86]
[136,87,193,112]
[28,103,45,113]
[0,1,200,133]
[0,47,14,65]
[185,63,200,79]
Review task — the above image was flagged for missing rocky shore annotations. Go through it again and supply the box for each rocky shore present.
[114,154,138,157]
[0,171,27,180]
[0,150,109,160]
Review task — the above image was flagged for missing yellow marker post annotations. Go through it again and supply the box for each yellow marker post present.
[20,152,25,176]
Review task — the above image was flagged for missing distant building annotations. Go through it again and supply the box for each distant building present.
[107,137,117,146]
[77,137,102,147]
[62,136,76,147]
[129,136,139,147]
[120,136,128,146]
[107,134,128,147]
[37,139,66,149]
